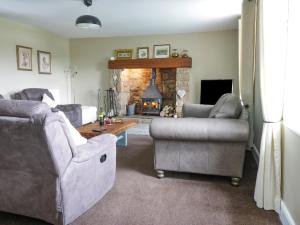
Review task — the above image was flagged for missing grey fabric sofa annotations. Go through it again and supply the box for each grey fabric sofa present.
[150,95,249,186]
[14,88,82,127]
[0,100,117,225]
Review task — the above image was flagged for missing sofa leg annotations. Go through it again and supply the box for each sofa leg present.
[231,177,240,186]
[156,170,164,178]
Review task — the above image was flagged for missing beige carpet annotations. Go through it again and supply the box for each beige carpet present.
[0,135,281,225]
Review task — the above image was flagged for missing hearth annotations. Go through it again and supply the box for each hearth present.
[141,68,162,115]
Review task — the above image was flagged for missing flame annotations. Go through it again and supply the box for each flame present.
[152,102,158,109]
[143,101,159,110]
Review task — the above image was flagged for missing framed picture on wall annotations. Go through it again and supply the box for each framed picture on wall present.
[137,47,149,59]
[153,44,170,58]
[114,49,133,60]
[37,50,51,74]
[16,45,32,71]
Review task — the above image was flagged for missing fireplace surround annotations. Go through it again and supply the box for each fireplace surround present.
[109,58,191,117]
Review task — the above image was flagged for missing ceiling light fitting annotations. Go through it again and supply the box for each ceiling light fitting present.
[76,0,102,29]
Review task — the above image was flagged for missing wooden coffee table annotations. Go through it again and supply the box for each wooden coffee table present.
[77,119,137,146]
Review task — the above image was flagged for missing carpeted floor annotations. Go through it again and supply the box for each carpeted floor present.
[0,135,281,225]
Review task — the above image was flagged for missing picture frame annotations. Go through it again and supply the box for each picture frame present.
[16,45,32,71]
[115,49,133,60]
[37,50,51,74]
[153,44,170,58]
[137,47,149,59]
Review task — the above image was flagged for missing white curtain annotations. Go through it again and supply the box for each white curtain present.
[254,0,288,213]
[239,0,256,147]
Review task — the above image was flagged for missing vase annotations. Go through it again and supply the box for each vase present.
[181,50,189,58]
[171,49,179,58]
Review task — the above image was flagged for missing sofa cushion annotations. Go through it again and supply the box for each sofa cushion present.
[57,111,87,146]
[0,99,51,118]
[182,103,213,118]
[56,104,82,128]
[209,93,242,119]
[42,93,57,108]
[15,88,55,101]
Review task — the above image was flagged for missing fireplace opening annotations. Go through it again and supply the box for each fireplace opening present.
[110,67,189,117]
[141,68,162,115]
[142,98,162,114]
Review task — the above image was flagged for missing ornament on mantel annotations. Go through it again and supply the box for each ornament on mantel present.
[181,50,189,58]
[171,49,179,58]
[177,89,186,98]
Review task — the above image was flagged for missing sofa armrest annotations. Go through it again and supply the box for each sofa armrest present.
[56,104,82,128]
[150,118,249,142]
[73,134,117,163]
[183,103,214,118]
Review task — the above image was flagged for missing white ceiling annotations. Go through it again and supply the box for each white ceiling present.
[0,0,242,38]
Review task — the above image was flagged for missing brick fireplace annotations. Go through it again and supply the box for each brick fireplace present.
[109,58,191,117]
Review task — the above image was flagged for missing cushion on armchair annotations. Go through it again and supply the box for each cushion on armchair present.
[56,104,82,128]
[57,111,87,146]
[42,93,58,108]
[182,103,214,118]
[209,93,242,119]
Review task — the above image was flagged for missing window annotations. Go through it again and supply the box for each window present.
[283,0,300,134]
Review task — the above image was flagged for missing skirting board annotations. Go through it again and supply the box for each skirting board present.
[251,144,260,165]
[280,201,296,225]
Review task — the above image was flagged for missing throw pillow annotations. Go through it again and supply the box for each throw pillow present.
[209,93,242,119]
[58,111,87,146]
[208,93,230,118]
[42,93,57,108]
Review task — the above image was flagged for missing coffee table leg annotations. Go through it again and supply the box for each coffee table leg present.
[116,131,128,147]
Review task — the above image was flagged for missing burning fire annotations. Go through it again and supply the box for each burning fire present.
[143,101,159,109]
[151,102,158,109]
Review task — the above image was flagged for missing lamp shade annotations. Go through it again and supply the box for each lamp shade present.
[75,15,102,28]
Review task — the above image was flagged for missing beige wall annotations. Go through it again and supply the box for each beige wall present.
[282,126,300,224]
[0,18,70,103]
[70,30,239,106]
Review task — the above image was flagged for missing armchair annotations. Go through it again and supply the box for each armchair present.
[150,94,249,186]
[0,100,116,225]
[14,88,82,127]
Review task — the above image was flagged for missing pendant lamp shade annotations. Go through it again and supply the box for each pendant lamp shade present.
[76,15,102,28]
[76,0,102,29]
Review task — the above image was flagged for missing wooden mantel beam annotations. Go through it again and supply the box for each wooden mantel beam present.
[108,58,192,69]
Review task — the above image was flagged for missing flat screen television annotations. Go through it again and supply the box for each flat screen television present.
[200,79,233,105]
